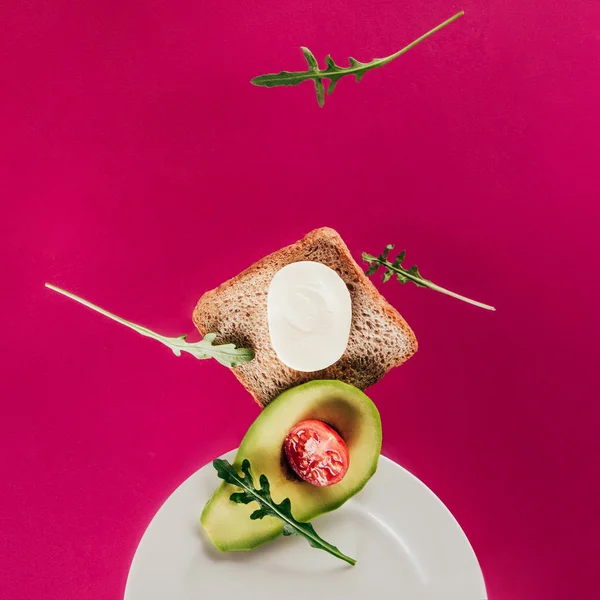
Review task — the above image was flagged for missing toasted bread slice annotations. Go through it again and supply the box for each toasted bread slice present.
[192,227,417,407]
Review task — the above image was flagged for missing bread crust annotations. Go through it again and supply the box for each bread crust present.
[192,227,417,406]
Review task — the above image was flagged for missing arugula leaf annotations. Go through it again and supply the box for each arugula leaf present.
[251,11,464,106]
[213,458,356,566]
[362,246,496,311]
[44,283,255,367]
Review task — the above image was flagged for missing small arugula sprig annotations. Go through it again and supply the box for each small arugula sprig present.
[213,458,356,566]
[362,245,496,311]
[45,283,254,367]
[251,11,464,106]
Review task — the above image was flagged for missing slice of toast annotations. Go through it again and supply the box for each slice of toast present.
[192,227,417,407]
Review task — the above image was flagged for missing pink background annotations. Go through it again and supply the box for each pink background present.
[2,0,600,598]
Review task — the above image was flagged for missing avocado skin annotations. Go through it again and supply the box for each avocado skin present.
[200,380,382,552]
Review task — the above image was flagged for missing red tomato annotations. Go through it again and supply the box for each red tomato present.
[283,420,349,487]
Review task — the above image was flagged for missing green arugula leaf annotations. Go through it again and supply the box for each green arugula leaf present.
[213,458,356,566]
[251,11,464,106]
[362,246,496,311]
[44,283,255,367]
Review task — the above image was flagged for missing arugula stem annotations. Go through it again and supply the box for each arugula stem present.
[224,466,356,565]
[374,11,465,69]
[314,11,466,82]
[45,282,172,348]
[366,258,496,311]
[422,280,495,311]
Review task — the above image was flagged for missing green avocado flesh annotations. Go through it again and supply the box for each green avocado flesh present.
[200,380,382,551]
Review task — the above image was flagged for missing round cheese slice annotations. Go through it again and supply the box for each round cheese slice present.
[267,261,352,372]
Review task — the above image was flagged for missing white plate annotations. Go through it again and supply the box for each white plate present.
[124,450,486,600]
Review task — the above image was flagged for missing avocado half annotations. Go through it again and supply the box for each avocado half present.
[200,380,382,551]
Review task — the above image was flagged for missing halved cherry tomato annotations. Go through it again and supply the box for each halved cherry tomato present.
[283,419,349,487]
